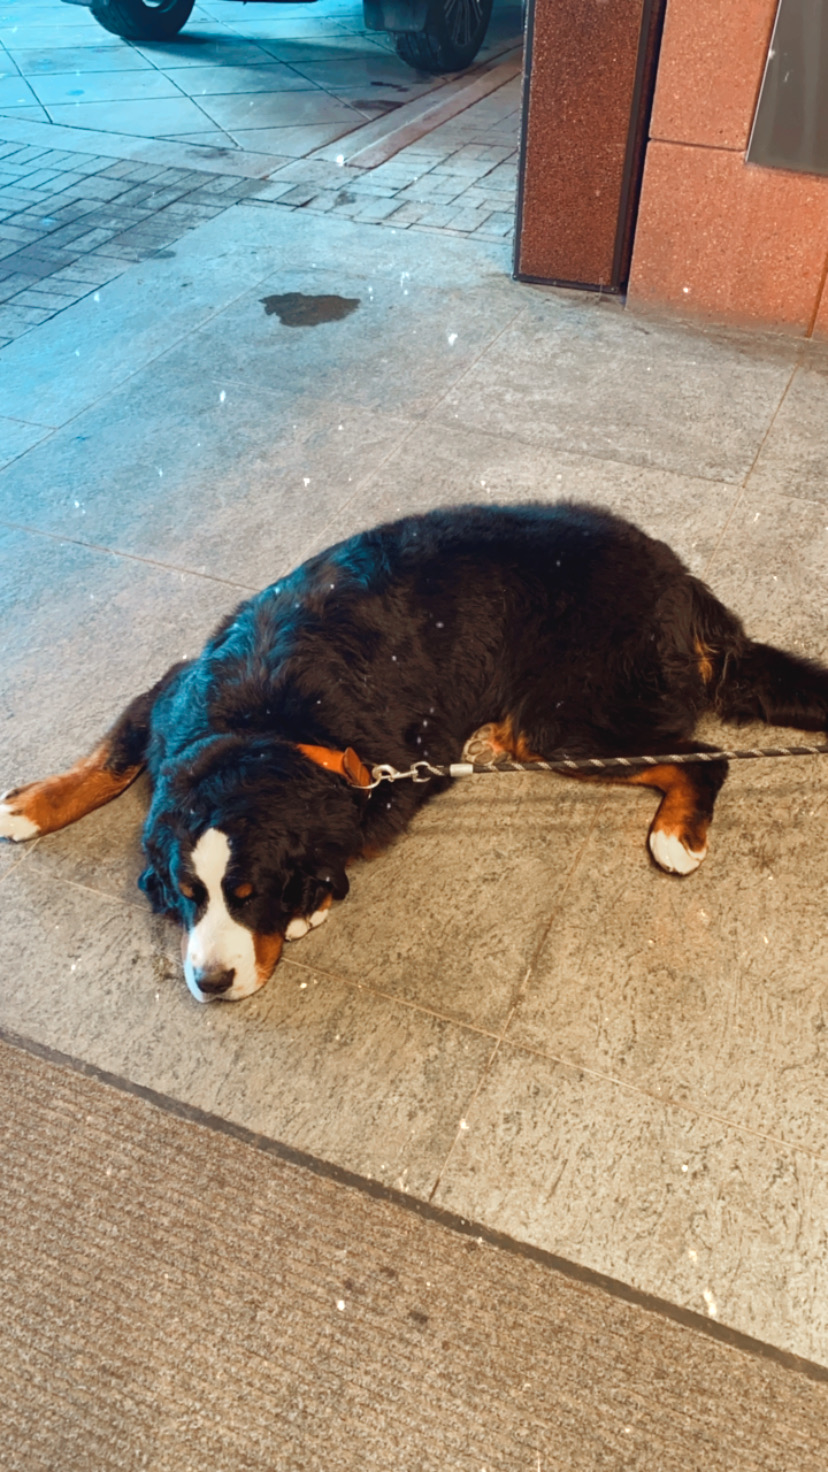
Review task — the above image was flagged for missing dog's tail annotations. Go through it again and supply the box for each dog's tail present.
[691,578,828,732]
[714,640,828,732]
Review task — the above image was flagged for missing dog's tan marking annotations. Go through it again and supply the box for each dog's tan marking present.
[233,881,253,900]
[694,638,715,685]
[1,744,142,838]
[253,932,284,983]
[559,761,711,873]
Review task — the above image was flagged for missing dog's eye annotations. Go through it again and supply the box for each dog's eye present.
[179,880,195,900]
[232,882,254,901]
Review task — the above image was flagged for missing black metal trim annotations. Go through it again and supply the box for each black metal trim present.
[610,0,667,290]
[511,0,535,280]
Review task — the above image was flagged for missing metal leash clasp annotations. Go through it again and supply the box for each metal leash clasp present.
[367,760,444,789]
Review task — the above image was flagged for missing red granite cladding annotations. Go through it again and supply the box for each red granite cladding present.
[650,0,778,150]
[515,0,648,287]
[628,141,828,333]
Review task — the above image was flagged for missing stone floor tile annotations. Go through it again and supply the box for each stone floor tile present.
[433,297,798,482]
[0,862,495,1198]
[170,62,318,99]
[194,88,360,134]
[743,364,828,505]
[472,212,514,237]
[703,489,828,660]
[0,525,243,788]
[229,122,358,156]
[433,1042,828,1366]
[29,70,183,107]
[311,416,740,577]
[0,205,324,425]
[0,366,414,584]
[166,218,518,421]
[0,410,50,466]
[10,42,155,76]
[47,97,217,138]
[444,207,493,232]
[506,744,828,1158]
[299,778,602,1031]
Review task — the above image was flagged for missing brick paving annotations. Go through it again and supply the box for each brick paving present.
[246,82,521,244]
[0,142,263,347]
[0,79,519,348]
[0,3,520,349]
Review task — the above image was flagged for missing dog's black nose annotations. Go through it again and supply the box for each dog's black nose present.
[194,967,235,995]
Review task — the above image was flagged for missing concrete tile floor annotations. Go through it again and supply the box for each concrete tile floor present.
[3,0,828,1385]
[0,0,522,148]
[0,0,523,346]
[3,202,828,1373]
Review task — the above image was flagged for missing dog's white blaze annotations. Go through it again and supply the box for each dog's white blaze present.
[185,828,258,1002]
[649,828,706,876]
[0,798,39,842]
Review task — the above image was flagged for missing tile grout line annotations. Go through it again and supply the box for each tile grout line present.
[700,362,800,582]
[304,415,431,553]
[0,515,261,592]
[416,298,528,425]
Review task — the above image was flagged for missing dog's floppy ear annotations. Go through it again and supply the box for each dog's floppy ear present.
[138,810,179,916]
[138,862,177,915]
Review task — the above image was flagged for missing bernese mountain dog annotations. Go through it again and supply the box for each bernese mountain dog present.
[3,503,828,1004]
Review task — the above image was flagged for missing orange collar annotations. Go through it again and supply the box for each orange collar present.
[296,742,373,789]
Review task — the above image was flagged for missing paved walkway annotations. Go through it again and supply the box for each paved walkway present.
[3,0,828,1451]
[6,1038,827,1472]
[0,0,522,344]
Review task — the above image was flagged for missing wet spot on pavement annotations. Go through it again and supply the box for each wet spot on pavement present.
[260,292,361,328]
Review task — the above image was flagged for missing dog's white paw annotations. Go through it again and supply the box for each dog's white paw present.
[649,827,706,875]
[0,796,39,843]
[285,907,330,942]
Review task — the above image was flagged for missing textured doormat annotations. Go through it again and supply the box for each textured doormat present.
[1,1034,826,1472]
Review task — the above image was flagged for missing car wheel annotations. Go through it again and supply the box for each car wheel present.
[395,0,494,73]
[89,0,196,41]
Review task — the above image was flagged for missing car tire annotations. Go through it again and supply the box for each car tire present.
[395,0,494,73]
[89,0,196,41]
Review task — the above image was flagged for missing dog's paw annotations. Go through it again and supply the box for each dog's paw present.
[0,792,39,842]
[285,907,330,942]
[461,723,506,765]
[649,827,706,875]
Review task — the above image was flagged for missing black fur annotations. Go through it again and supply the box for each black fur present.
[99,503,828,942]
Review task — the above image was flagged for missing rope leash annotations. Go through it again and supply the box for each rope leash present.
[366,743,828,790]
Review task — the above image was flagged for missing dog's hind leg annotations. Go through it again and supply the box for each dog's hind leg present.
[549,746,729,876]
[0,663,186,842]
[619,755,729,875]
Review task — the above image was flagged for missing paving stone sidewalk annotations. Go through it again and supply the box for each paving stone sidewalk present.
[247,78,520,238]
[0,142,264,347]
[0,75,520,347]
